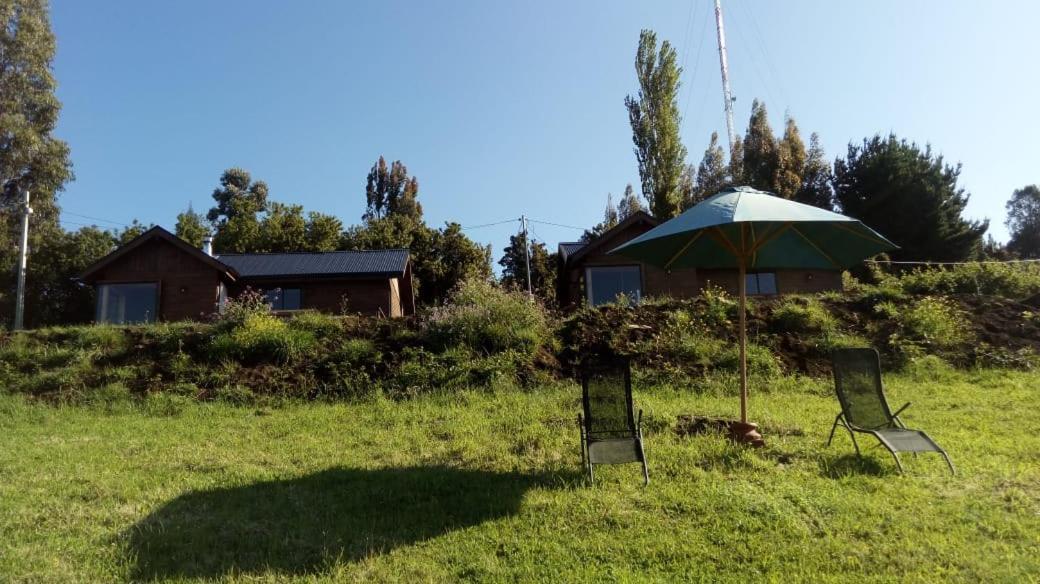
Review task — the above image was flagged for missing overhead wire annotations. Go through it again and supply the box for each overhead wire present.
[62,211,132,227]
[725,5,778,111]
[737,0,790,109]
[527,218,586,231]
[460,218,519,231]
[681,0,711,133]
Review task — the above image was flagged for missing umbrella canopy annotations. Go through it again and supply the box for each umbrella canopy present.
[609,186,897,434]
[610,186,896,271]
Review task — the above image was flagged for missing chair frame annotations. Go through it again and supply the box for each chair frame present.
[827,348,955,474]
[578,359,649,486]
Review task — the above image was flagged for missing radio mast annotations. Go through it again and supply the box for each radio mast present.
[713,0,737,156]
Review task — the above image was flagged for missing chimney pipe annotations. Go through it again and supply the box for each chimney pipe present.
[202,235,214,257]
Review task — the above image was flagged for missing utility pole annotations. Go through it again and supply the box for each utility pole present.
[520,215,532,296]
[13,189,32,331]
[714,0,737,157]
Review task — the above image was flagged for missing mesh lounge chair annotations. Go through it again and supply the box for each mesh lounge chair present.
[579,360,649,485]
[828,348,955,474]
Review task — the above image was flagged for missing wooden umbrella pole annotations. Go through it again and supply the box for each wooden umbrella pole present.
[738,259,748,424]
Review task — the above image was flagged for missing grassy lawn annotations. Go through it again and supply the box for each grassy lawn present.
[1,367,1038,582]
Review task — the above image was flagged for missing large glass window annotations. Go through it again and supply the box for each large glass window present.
[265,288,302,310]
[586,266,642,306]
[745,272,778,296]
[96,283,158,324]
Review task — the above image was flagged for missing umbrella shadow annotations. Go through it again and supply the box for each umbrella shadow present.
[125,465,560,580]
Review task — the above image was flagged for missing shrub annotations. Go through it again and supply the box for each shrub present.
[210,313,316,364]
[289,311,344,338]
[770,296,837,335]
[699,284,736,328]
[425,279,551,357]
[886,296,974,363]
[896,262,1040,299]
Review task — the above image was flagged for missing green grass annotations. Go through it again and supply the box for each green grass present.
[1,369,1038,582]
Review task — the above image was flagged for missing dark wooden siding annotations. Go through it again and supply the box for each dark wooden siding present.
[87,238,222,321]
[232,278,398,317]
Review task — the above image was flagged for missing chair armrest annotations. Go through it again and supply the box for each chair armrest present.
[891,402,912,418]
[637,409,644,434]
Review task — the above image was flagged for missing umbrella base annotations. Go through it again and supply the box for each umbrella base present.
[676,416,766,448]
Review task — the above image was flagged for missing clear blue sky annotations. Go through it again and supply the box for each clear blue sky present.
[51,1,1039,258]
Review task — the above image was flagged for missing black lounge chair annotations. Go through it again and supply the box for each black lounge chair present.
[579,359,649,485]
[828,348,955,474]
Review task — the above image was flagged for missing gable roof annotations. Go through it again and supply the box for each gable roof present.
[564,211,659,265]
[216,249,409,279]
[558,242,586,262]
[80,226,239,281]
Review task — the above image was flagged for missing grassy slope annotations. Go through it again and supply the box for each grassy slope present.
[1,368,1038,583]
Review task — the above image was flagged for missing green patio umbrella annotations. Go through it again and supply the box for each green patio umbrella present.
[610,186,897,439]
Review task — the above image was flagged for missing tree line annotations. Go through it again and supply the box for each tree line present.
[2,7,1039,326]
[623,29,1036,265]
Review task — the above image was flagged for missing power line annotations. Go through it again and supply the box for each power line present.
[62,211,131,227]
[738,1,790,109]
[527,218,586,231]
[681,0,711,132]
[460,218,518,231]
[725,5,778,109]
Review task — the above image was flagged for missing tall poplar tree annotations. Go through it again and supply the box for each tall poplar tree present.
[773,117,806,199]
[741,99,778,192]
[625,30,687,219]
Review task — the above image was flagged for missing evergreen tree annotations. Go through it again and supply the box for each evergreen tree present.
[692,132,728,204]
[582,193,622,242]
[794,133,834,210]
[678,164,696,211]
[773,117,806,199]
[727,138,745,186]
[23,226,115,326]
[499,230,556,303]
[1006,185,1040,258]
[833,134,988,261]
[617,183,645,220]
[741,99,778,191]
[625,29,687,219]
[174,204,208,247]
[305,212,343,252]
[117,220,151,245]
[207,168,268,253]
[0,0,74,326]
[259,202,307,252]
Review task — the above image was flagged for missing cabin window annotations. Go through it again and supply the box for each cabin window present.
[586,266,642,306]
[96,283,158,324]
[745,272,778,296]
[265,288,302,310]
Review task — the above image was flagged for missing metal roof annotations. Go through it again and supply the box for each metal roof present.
[216,249,409,279]
[558,242,586,261]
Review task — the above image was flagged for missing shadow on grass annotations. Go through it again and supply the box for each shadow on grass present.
[126,465,558,580]
[819,453,893,478]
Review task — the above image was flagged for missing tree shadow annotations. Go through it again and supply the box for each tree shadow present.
[125,465,561,580]
[819,453,893,478]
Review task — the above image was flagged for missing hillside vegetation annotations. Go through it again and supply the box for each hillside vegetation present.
[3,266,1040,404]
